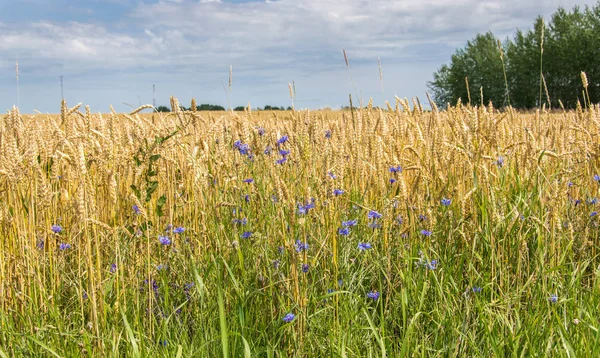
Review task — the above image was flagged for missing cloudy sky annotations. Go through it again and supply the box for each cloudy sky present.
[0,0,595,113]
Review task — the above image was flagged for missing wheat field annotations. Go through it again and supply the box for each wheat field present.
[1,97,599,356]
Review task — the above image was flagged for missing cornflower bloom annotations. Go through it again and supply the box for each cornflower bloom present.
[441,198,451,206]
[243,178,254,184]
[133,205,141,215]
[279,149,290,157]
[276,157,287,165]
[368,210,382,219]
[241,231,252,239]
[282,313,295,322]
[173,226,185,234]
[301,263,309,273]
[420,230,432,237]
[333,189,344,196]
[295,240,309,252]
[342,219,357,227]
[233,218,247,225]
[549,294,558,303]
[367,291,380,300]
[51,225,62,234]
[110,263,117,273]
[338,227,350,236]
[159,236,171,245]
[277,135,289,145]
[389,166,402,173]
[358,242,372,251]
[496,156,504,168]
[59,243,71,250]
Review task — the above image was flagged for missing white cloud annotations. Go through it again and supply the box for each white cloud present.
[0,0,597,112]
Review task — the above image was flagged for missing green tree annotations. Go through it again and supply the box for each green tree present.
[428,32,506,107]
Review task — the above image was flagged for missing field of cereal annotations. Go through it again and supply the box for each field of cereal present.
[1,98,600,356]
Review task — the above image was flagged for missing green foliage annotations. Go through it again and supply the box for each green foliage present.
[429,2,600,108]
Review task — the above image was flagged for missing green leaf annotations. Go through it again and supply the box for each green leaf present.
[156,195,166,216]
[130,185,141,199]
[150,154,161,162]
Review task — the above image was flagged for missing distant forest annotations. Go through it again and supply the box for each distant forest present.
[156,104,292,112]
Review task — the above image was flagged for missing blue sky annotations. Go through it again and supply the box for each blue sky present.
[0,0,595,113]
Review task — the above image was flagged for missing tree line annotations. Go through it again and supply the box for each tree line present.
[156,104,292,112]
[428,3,600,109]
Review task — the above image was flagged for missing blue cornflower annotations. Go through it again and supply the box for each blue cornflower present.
[426,260,438,270]
[588,198,598,205]
[568,181,574,187]
[110,263,117,273]
[295,240,309,252]
[241,231,252,239]
[395,216,403,225]
[173,226,185,234]
[328,172,337,179]
[276,157,287,165]
[256,127,265,136]
[51,225,62,234]
[496,156,504,168]
[472,286,482,293]
[594,175,600,182]
[368,210,382,219]
[264,146,272,155]
[333,189,344,196]
[59,243,71,250]
[36,239,44,250]
[83,291,88,300]
[325,130,332,138]
[389,166,402,173]
[338,227,350,236]
[279,149,290,157]
[302,263,309,273]
[591,211,598,217]
[277,135,289,145]
[418,214,428,221]
[133,205,141,215]
[574,199,582,206]
[159,236,171,245]
[234,142,250,155]
[358,242,372,251]
[297,200,315,215]
[367,291,380,301]
[243,178,254,184]
[549,294,558,303]
[282,313,295,323]
[244,194,250,202]
[420,230,432,236]
[389,178,397,184]
[233,218,247,225]
[160,340,167,347]
[342,219,357,227]
[441,198,451,206]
